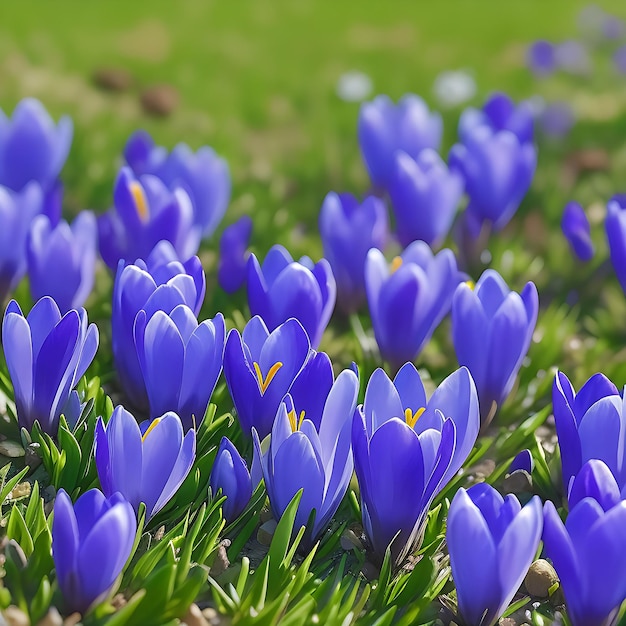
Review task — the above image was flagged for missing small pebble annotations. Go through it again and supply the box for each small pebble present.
[182,604,210,626]
[211,540,231,577]
[524,559,559,598]
[502,470,533,495]
[257,519,277,545]
[0,441,25,458]
[3,607,29,626]
[24,443,41,470]
[259,508,274,524]
[36,608,63,626]
[92,67,134,92]
[140,84,179,116]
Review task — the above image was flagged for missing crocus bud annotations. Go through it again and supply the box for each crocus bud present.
[209,437,252,523]
[2,297,98,434]
[319,192,388,314]
[449,127,536,231]
[27,211,97,312]
[358,94,442,189]
[95,406,195,521]
[247,245,336,349]
[124,130,230,237]
[452,270,538,425]
[509,449,534,475]
[52,489,136,615]
[552,371,622,494]
[134,306,225,430]
[253,368,359,547]
[218,216,252,293]
[562,201,593,262]
[353,365,479,564]
[0,98,72,193]
[388,150,463,248]
[98,167,201,269]
[111,242,205,411]
[543,482,626,626]
[223,316,310,439]
[448,485,543,626]
[365,242,462,370]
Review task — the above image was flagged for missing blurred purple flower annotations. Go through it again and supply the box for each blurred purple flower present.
[223,316,310,439]
[543,479,626,626]
[218,216,252,294]
[27,211,97,312]
[0,183,43,302]
[526,41,557,76]
[112,241,205,411]
[605,195,626,294]
[452,270,539,425]
[0,98,72,193]
[539,101,575,138]
[365,241,462,370]
[553,371,622,494]
[95,406,195,520]
[614,45,626,75]
[388,150,463,249]
[556,40,592,75]
[449,127,536,230]
[98,167,200,270]
[52,488,135,615]
[134,306,225,430]
[562,202,594,262]
[603,15,625,40]
[209,437,252,523]
[124,130,230,237]
[448,485,543,626]
[358,95,442,188]
[254,368,358,545]
[319,192,388,314]
[353,365,479,563]
[247,245,336,349]
[2,297,98,434]
[459,92,535,145]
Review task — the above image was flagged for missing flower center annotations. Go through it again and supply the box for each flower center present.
[404,407,425,429]
[253,361,283,394]
[130,181,149,222]
[142,417,161,441]
[287,408,306,432]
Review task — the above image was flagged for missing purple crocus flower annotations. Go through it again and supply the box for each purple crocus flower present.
[2,297,98,434]
[568,459,622,512]
[555,40,591,76]
[553,371,625,495]
[253,368,359,545]
[27,211,97,312]
[0,98,72,193]
[365,241,462,370]
[562,202,594,262]
[319,192,388,314]
[353,365,479,563]
[459,92,535,145]
[452,270,538,425]
[449,127,536,231]
[247,245,336,349]
[209,437,252,523]
[52,488,136,615]
[0,183,43,302]
[614,46,626,75]
[124,130,230,237]
[543,470,626,626]
[98,167,201,270]
[218,216,252,294]
[605,195,626,295]
[223,316,310,440]
[526,40,556,77]
[358,94,443,189]
[95,406,195,521]
[448,484,543,626]
[134,305,225,430]
[111,241,205,411]
[388,150,463,249]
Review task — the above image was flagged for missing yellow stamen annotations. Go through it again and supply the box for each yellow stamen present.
[405,407,425,429]
[142,417,161,441]
[287,408,306,432]
[390,256,403,273]
[253,361,283,394]
[465,280,475,291]
[130,181,149,222]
